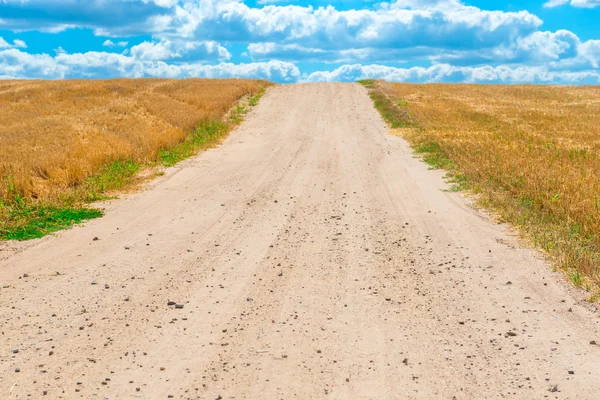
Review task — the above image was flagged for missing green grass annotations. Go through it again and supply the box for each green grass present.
[357,79,377,89]
[359,82,414,129]
[159,120,228,167]
[248,87,266,107]
[360,80,470,194]
[0,199,103,241]
[85,160,140,201]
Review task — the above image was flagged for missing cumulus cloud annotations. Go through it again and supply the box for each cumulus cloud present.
[431,30,583,66]
[0,48,299,82]
[544,0,600,8]
[0,0,598,84]
[130,40,231,62]
[0,37,27,49]
[0,0,176,35]
[179,0,542,53]
[103,40,129,47]
[304,63,600,84]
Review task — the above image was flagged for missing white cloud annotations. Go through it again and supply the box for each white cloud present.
[130,40,231,61]
[544,0,600,8]
[0,0,598,83]
[0,0,177,35]
[304,63,600,84]
[176,0,542,53]
[103,40,129,47]
[0,48,299,82]
[0,37,27,49]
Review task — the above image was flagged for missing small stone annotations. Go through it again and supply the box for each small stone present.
[591,340,597,345]
[568,371,574,375]
[506,331,517,337]
[175,304,184,309]
[91,281,97,285]
[402,358,408,365]
[23,273,29,278]
[167,301,176,306]
[105,284,110,289]
[15,367,20,372]
[136,387,141,392]
[93,237,99,241]
[247,297,253,302]
[12,348,19,354]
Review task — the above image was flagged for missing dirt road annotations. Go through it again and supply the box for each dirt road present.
[2,83,600,399]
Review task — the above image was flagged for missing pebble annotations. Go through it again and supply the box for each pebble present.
[175,304,184,309]
[506,331,517,337]
[12,348,19,354]
[93,237,99,241]
[15,367,20,372]
[167,301,176,306]
[590,340,597,345]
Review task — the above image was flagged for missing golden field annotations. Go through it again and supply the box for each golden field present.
[0,78,267,202]
[381,82,600,291]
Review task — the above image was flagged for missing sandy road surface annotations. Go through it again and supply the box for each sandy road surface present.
[1,83,600,399]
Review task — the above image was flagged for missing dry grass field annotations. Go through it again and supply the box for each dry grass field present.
[0,78,268,239]
[365,81,600,293]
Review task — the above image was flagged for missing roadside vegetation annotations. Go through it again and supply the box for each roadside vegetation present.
[360,79,600,298]
[0,79,270,240]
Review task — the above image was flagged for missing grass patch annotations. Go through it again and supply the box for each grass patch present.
[358,79,377,89]
[159,120,228,167]
[368,90,414,129]
[0,200,103,241]
[414,141,454,170]
[249,87,266,107]
[85,160,140,201]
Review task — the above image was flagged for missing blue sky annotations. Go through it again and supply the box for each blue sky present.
[0,0,599,83]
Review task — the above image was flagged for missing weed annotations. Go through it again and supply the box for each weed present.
[0,202,103,241]
[570,271,583,288]
[357,79,377,89]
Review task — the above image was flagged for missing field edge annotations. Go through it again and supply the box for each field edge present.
[0,83,271,241]
[359,79,600,302]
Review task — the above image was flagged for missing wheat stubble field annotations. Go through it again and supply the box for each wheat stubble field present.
[1,82,600,399]
[0,78,268,239]
[368,82,600,295]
